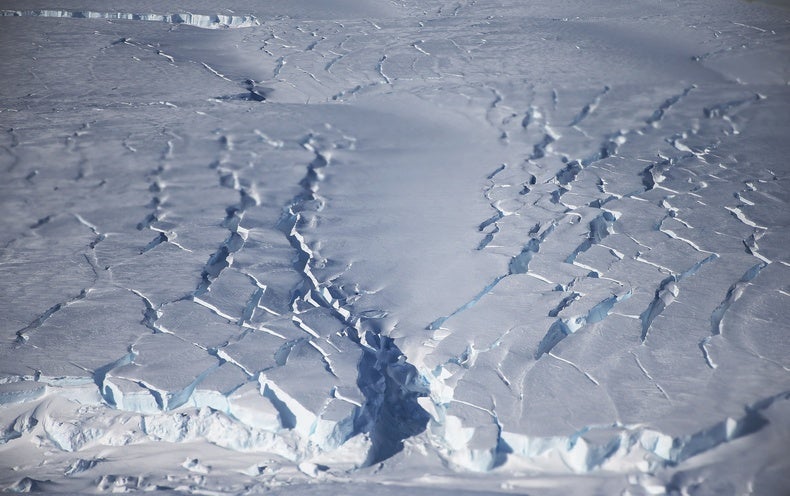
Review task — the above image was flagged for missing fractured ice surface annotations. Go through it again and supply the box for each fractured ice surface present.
[0,0,789,493]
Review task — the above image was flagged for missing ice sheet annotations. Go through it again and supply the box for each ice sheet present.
[1,0,789,493]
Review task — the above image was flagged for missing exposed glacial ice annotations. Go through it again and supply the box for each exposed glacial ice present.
[0,9,260,29]
[0,0,789,494]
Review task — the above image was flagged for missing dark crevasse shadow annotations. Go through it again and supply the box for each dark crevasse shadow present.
[354,334,431,465]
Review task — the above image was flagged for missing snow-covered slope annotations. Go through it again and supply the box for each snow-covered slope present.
[1,0,789,494]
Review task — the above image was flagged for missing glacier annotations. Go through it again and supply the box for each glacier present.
[1,0,789,494]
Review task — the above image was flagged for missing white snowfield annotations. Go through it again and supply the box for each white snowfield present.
[0,0,789,494]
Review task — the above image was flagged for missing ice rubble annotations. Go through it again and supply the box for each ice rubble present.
[1,0,789,493]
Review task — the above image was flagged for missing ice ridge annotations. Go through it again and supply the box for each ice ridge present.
[0,9,260,29]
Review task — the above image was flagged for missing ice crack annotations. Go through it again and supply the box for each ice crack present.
[536,290,632,358]
[640,254,719,343]
[428,223,557,331]
[16,289,91,343]
[268,129,430,465]
[699,261,767,368]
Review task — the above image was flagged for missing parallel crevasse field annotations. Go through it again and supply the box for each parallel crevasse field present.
[1,1,789,494]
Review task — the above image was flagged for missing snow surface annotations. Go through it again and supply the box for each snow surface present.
[1,0,789,494]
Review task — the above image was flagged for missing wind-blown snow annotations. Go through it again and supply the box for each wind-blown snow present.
[1,0,789,494]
